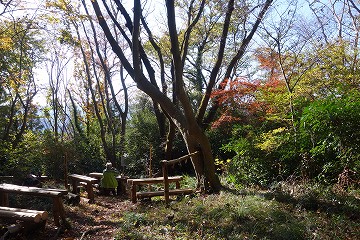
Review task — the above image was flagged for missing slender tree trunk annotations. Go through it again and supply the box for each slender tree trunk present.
[13,92,36,148]
[68,90,85,139]
[165,121,176,160]
[2,95,17,141]
[74,22,114,163]
[165,0,221,191]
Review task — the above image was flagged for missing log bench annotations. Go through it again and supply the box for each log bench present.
[127,152,200,204]
[0,183,67,226]
[0,206,48,223]
[68,174,98,203]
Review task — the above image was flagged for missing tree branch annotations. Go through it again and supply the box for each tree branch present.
[201,0,273,128]
[196,0,235,123]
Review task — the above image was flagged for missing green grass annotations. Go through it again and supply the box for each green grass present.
[114,181,360,240]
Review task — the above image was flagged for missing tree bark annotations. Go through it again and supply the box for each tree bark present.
[88,0,274,191]
[165,0,221,191]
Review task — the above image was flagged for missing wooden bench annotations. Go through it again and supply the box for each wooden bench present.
[0,183,67,226]
[127,176,184,203]
[68,174,98,203]
[89,172,128,195]
[0,176,14,183]
[127,152,199,204]
[0,206,48,223]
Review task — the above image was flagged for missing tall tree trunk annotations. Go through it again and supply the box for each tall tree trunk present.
[74,22,114,164]
[165,0,221,191]
[181,126,221,191]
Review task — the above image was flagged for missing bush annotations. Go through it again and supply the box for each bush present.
[222,125,273,187]
[300,92,360,185]
[124,107,164,177]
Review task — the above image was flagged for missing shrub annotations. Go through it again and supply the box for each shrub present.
[300,92,360,185]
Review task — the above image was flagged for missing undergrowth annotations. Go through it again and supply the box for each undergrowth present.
[2,178,359,239]
[114,177,360,240]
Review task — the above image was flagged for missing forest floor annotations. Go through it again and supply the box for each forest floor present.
[37,194,134,239]
[0,191,134,240]
[1,181,360,240]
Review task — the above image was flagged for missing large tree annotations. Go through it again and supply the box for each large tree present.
[85,0,273,191]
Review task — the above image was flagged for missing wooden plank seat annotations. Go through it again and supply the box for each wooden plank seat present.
[0,176,14,183]
[136,188,195,199]
[128,176,183,186]
[128,152,200,204]
[88,172,103,179]
[127,176,183,203]
[0,183,67,226]
[89,172,128,195]
[0,206,48,223]
[78,181,100,190]
[68,174,98,203]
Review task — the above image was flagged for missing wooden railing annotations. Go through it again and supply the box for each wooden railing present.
[161,151,199,204]
[127,151,199,205]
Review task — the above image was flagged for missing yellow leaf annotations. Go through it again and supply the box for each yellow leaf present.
[0,37,13,50]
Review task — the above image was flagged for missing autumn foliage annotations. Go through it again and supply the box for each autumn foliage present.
[211,47,286,130]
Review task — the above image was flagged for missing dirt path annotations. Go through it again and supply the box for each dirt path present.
[2,195,136,240]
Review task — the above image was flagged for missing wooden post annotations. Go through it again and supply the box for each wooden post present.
[149,145,153,191]
[149,145,153,178]
[71,178,77,194]
[0,192,9,206]
[64,152,68,190]
[130,180,137,203]
[52,197,66,227]
[52,197,61,226]
[86,183,95,203]
[162,160,169,206]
